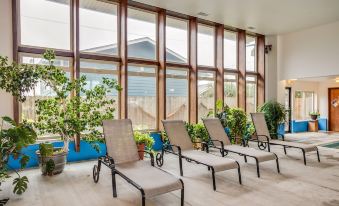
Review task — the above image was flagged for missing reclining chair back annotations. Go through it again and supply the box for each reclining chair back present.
[202,118,231,146]
[250,113,272,142]
[102,119,140,165]
[162,120,194,151]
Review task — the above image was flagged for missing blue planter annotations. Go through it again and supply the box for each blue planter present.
[7,140,106,170]
[150,132,163,151]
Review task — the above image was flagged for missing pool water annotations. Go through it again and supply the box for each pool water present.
[323,142,339,149]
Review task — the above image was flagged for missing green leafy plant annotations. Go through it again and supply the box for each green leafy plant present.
[309,111,320,116]
[226,108,247,144]
[39,143,54,157]
[185,122,209,142]
[258,101,287,138]
[212,99,230,127]
[133,131,154,149]
[0,116,37,195]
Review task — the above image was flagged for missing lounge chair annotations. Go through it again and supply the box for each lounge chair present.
[250,113,320,165]
[93,119,184,206]
[160,120,242,191]
[202,118,280,177]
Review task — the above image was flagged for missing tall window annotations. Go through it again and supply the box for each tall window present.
[224,73,238,108]
[80,60,119,118]
[246,35,256,72]
[198,24,215,67]
[19,54,71,122]
[20,0,70,50]
[79,0,118,55]
[128,65,157,130]
[127,8,157,60]
[166,17,188,63]
[246,76,257,113]
[224,31,237,69]
[166,68,189,121]
[294,91,315,120]
[198,71,215,121]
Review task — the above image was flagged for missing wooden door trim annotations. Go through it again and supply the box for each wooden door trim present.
[328,87,339,131]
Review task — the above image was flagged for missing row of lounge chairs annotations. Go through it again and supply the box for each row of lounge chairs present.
[92,113,321,206]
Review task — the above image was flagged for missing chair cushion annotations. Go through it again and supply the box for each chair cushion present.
[224,145,276,162]
[181,150,239,172]
[116,161,182,198]
[270,140,317,152]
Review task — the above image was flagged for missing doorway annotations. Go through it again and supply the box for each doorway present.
[329,88,339,131]
[284,87,292,133]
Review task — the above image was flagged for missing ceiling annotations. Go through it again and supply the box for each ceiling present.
[297,75,339,82]
[134,0,339,35]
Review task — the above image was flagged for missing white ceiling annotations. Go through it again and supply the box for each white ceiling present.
[135,0,339,35]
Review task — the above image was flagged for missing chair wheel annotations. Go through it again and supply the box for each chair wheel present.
[93,165,100,183]
[156,153,164,167]
[258,142,267,150]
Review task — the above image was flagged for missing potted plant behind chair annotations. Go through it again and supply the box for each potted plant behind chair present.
[258,101,287,139]
[133,131,154,160]
[309,111,320,120]
[226,108,247,145]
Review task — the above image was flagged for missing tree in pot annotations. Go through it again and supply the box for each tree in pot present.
[226,108,247,145]
[133,131,154,160]
[258,101,287,139]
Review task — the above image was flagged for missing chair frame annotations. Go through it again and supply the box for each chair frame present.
[93,145,184,206]
[156,140,242,191]
[250,114,321,165]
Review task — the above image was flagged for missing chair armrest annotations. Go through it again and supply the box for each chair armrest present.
[166,144,182,155]
[256,135,270,143]
[209,139,224,148]
[138,150,155,166]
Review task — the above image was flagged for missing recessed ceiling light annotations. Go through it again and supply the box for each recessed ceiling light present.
[197,12,208,17]
[248,26,256,30]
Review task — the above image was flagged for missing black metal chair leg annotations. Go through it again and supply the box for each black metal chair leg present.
[244,155,247,163]
[267,143,271,152]
[180,179,185,206]
[179,155,183,176]
[142,196,145,206]
[283,146,287,155]
[255,158,260,178]
[236,162,242,184]
[112,170,117,198]
[275,155,280,173]
[211,167,216,191]
[208,166,210,171]
[317,149,320,162]
[302,149,306,165]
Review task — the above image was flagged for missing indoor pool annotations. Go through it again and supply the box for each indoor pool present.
[323,142,339,149]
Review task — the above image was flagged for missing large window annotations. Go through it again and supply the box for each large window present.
[128,65,157,130]
[166,68,189,121]
[127,8,157,60]
[294,91,315,120]
[20,0,70,50]
[246,35,256,72]
[166,17,188,64]
[79,0,118,55]
[198,24,215,67]
[80,60,119,118]
[224,73,238,108]
[19,54,71,122]
[224,31,237,69]
[198,71,215,121]
[246,76,257,113]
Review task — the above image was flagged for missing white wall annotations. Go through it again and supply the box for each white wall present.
[277,20,339,81]
[265,35,278,101]
[0,0,14,118]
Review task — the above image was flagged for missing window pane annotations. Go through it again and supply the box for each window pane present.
[294,91,315,120]
[166,68,189,121]
[19,54,71,123]
[128,65,157,130]
[80,60,119,118]
[127,8,157,60]
[198,24,215,67]
[246,36,256,71]
[166,17,188,63]
[224,31,237,69]
[224,73,238,108]
[246,76,257,113]
[80,0,118,55]
[198,71,215,121]
[20,0,70,50]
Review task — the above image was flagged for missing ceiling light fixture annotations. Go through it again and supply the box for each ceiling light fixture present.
[197,12,208,17]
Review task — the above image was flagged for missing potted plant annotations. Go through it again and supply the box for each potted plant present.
[184,122,209,149]
[133,131,154,160]
[0,116,37,195]
[226,108,247,144]
[309,111,320,120]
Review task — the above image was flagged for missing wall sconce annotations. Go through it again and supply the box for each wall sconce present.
[286,79,297,87]
[265,45,272,54]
